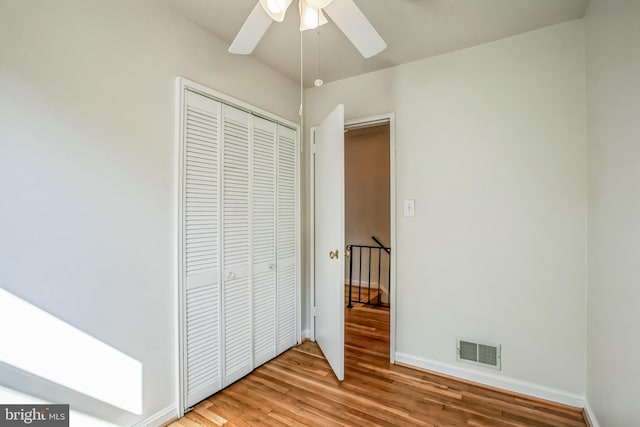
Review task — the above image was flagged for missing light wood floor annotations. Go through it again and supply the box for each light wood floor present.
[170,304,588,426]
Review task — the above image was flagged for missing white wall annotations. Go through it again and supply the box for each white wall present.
[585,1,640,425]
[0,1,298,425]
[305,21,587,399]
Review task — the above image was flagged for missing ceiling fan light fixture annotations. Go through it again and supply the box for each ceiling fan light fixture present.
[299,0,328,31]
[230,0,387,58]
[259,0,292,22]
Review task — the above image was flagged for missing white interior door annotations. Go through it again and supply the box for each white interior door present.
[183,91,222,407]
[251,116,277,368]
[314,104,345,381]
[221,104,252,387]
[276,125,299,354]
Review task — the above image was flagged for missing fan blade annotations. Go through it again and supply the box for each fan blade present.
[228,2,273,54]
[323,0,386,58]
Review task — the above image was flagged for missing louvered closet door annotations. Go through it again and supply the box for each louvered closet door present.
[221,104,252,386]
[183,91,222,407]
[276,125,298,354]
[251,117,277,367]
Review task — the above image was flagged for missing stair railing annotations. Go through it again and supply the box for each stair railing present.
[346,236,391,308]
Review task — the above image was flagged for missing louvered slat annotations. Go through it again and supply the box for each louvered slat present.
[221,105,252,386]
[277,125,298,354]
[184,91,221,407]
[252,117,277,367]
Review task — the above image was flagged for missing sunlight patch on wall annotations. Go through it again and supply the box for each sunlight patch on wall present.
[0,288,143,414]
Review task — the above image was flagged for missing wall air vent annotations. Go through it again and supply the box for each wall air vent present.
[456,338,501,370]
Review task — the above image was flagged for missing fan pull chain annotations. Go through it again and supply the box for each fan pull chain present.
[300,26,304,153]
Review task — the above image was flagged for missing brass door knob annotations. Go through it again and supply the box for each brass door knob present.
[329,250,339,259]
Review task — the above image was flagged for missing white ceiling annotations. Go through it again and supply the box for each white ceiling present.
[161,0,589,87]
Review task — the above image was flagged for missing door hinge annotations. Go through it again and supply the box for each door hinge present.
[312,306,317,316]
[311,142,316,154]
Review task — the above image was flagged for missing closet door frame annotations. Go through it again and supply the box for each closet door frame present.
[176,78,301,417]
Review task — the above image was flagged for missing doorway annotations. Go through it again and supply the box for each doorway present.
[310,111,396,380]
[344,119,393,363]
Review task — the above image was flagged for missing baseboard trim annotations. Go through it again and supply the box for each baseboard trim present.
[395,352,585,408]
[132,404,177,427]
[301,328,312,341]
[583,401,600,427]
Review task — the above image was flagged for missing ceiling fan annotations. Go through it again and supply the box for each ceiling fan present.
[228,0,387,59]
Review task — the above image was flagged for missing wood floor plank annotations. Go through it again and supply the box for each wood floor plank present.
[170,304,586,427]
